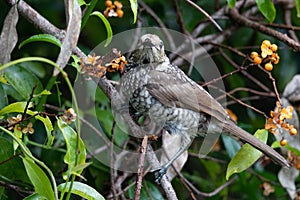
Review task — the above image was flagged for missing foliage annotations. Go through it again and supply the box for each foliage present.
[0,0,300,199]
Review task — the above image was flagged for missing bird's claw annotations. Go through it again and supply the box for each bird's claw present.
[152,167,167,183]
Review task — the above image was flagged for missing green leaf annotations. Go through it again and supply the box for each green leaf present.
[227,0,236,8]
[57,119,86,179]
[0,137,30,183]
[18,34,62,49]
[22,157,55,200]
[272,140,300,156]
[0,83,8,109]
[34,115,54,146]
[0,101,33,116]
[70,54,81,72]
[295,0,300,17]
[0,102,54,146]
[256,0,276,23]
[129,0,138,23]
[77,0,87,6]
[24,193,47,200]
[4,65,43,100]
[90,11,112,47]
[226,129,268,180]
[221,134,241,159]
[57,182,105,200]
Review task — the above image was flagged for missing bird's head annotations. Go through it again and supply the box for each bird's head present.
[130,34,168,64]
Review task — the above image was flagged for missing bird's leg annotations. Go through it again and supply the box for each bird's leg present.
[151,134,192,183]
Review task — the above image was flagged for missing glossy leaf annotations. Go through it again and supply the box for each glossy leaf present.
[18,34,62,49]
[0,83,8,109]
[90,11,112,47]
[0,102,54,146]
[221,134,241,159]
[256,0,276,23]
[0,101,33,116]
[226,129,268,180]
[0,137,30,183]
[129,0,138,23]
[4,65,43,100]
[57,119,86,179]
[57,182,105,200]
[295,0,300,17]
[24,193,47,200]
[23,157,55,200]
[227,0,236,8]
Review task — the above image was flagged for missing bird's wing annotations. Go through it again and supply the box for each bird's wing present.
[146,69,229,122]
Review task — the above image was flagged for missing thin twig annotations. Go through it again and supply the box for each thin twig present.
[228,8,300,51]
[172,0,187,34]
[110,120,117,199]
[191,175,238,197]
[134,136,148,200]
[138,0,176,51]
[256,64,282,104]
[283,8,299,43]
[206,41,272,93]
[186,0,223,32]
[22,84,38,121]
[207,84,269,118]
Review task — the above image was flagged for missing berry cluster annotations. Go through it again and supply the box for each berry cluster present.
[7,114,34,134]
[265,101,297,146]
[250,40,280,71]
[61,108,77,124]
[80,49,127,78]
[287,151,300,170]
[104,1,124,18]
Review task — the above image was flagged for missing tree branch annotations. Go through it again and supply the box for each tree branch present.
[228,8,300,51]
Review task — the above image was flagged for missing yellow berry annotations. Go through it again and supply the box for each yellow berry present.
[250,52,259,59]
[116,9,124,18]
[105,0,113,7]
[290,127,297,135]
[265,62,273,71]
[280,138,287,146]
[262,40,271,46]
[270,44,278,52]
[253,56,262,64]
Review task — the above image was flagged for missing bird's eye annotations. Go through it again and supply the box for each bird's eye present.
[159,41,163,49]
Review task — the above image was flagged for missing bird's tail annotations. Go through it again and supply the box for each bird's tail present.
[223,122,289,167]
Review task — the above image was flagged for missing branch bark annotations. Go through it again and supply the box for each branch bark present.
[228,8,300,51]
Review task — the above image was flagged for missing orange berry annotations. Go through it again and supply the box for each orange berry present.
[114,1,123,9]
[270,44,278,52]
[104,8,109,18]
[116,9,124,18]
[290,127,298,135]
[265,62,273,71]
[280,138,287,146]
[296,163,300,170]
[253,56,262,64]
[262,40,271,47]
[250,52,259,59]
[105,0,113,7]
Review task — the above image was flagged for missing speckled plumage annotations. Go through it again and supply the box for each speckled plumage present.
[119,34,289,182]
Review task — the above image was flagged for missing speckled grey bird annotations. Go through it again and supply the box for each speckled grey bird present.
[119,34,289,182]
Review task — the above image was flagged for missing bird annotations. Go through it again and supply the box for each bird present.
[118,33,289,182]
